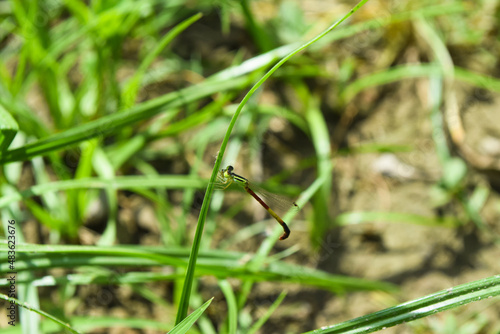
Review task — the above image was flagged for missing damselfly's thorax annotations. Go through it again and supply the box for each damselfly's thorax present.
[216,165,238,189]
[217,165,249,190]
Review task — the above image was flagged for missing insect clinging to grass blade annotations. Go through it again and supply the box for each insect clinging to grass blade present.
[217,165,298,240]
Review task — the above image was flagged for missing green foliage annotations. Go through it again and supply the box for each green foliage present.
[0,0,499,333]
[302,275,500,334]
[168,298,214,334]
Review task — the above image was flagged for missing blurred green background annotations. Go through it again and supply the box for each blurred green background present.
[1,0,500,333]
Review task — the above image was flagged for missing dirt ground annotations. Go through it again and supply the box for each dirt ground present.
[311,79,500,333]
[191,71,500,333]
[160,4,500,332]
[224,77,500,333]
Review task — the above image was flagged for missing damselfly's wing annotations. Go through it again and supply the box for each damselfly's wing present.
[246,181,299,213]
[213,168,298,212]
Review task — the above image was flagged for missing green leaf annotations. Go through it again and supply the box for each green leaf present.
[219,280,238,334]
[0,74,253,164]
[304,275,500,334]
[167,297,213,334]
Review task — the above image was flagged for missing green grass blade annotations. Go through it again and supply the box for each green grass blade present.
[93,147,118,245]
[305,95,333,246]
[167,297,214,334]
[0,293,83,334]
[219,280,238,334]
[310,3,466,50]
[23,198,66,231]
[247,291,287,334]
[239,0,273,52]
[304,275,500,334]
[0,175,206,209]
[175,0,370,323]
[0,74,253,164]
[341,64,500,104]
[44,316,173,333]
[0,242,396,292]
[428,75,450,164]
[209,43,299,81]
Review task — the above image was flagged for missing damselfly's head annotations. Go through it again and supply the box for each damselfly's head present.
[222,165,234,178]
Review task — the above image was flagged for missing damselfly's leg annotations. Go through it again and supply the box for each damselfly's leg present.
[216,170,234,190]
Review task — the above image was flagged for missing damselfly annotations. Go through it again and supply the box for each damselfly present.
[217,165,298,240]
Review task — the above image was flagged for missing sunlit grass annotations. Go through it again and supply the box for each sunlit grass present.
[0,0,499,333]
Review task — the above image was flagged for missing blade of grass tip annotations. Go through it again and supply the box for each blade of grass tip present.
[186,294,218,334]
[454,66,500,91]
[175,0,371,324]
[304,275,500,334]
[247,291,287,334]
[168,298,214,334]
[416,15,463,156]
[1,293,82,334]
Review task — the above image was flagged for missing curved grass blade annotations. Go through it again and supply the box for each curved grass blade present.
[0,293,83,334]
[167,297,214,334]
[175,0,371,324]
[0,75,252,164]
[304,275,500,334]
